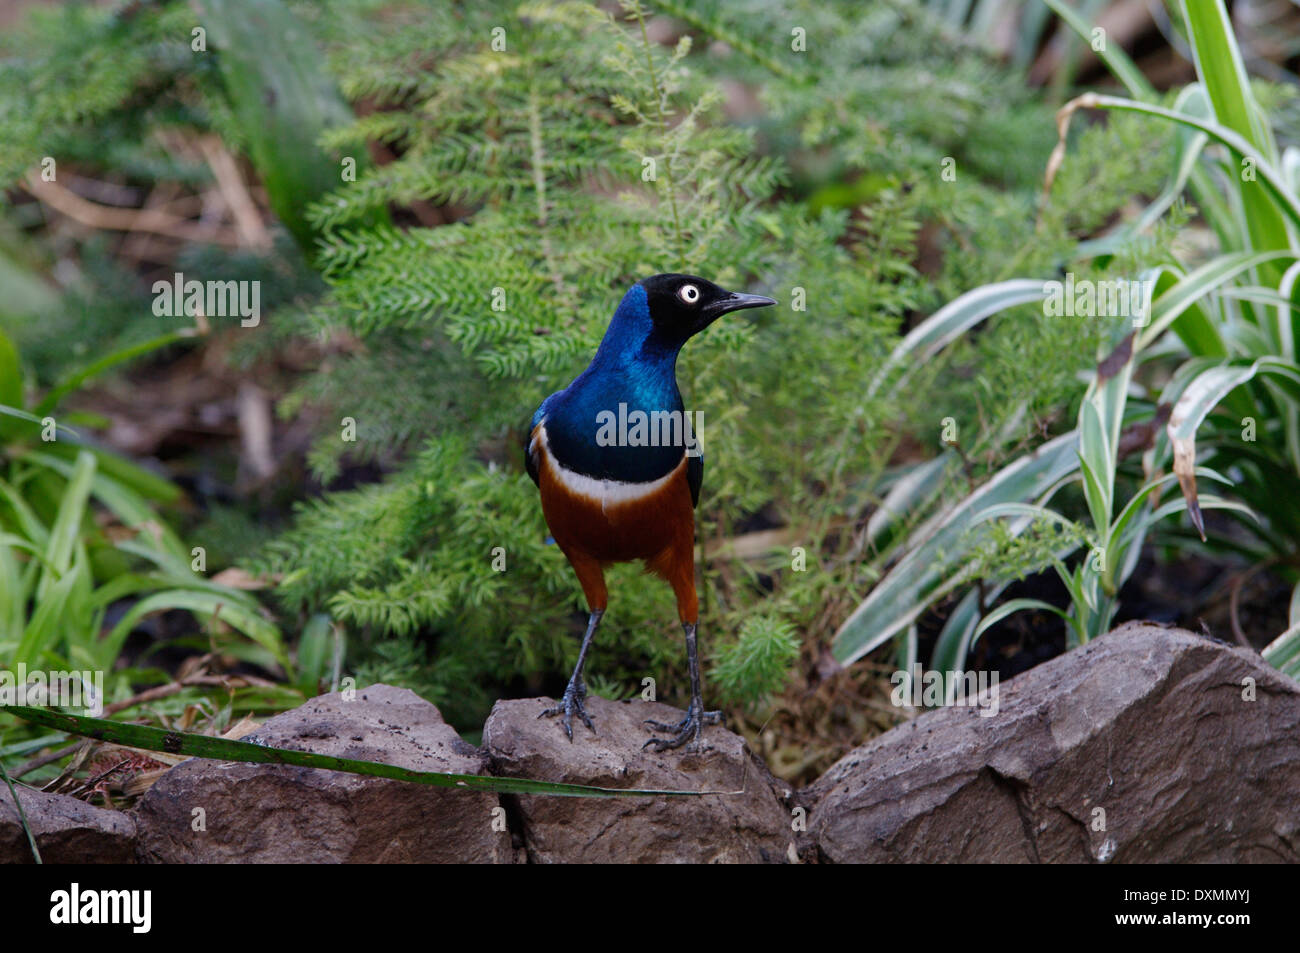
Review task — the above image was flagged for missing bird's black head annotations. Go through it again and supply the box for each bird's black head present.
[638,273,776,342]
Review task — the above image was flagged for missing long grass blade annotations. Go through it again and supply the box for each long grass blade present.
[4,706,716,798]
[0,757,41,863]
[866,279,1048,400]
[832,430,1081,665]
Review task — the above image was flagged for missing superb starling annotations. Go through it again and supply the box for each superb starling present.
[525,274,775,752]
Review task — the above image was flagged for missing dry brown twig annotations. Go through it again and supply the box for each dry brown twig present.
[1227,558,1278,648]
[23,172,244,247]
[197,134,272,250]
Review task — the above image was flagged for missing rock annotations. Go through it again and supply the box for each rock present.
[801,623,1300,863]
[135,684,513,863]
[1,784,136,863]
[483,695,793,863]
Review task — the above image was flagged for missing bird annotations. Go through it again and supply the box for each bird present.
[525,274,775,752]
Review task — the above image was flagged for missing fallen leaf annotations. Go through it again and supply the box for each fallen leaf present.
[211,567,269,590]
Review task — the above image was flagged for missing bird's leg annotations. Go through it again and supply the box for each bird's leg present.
[644,622,722,752]
[539,608,604,741]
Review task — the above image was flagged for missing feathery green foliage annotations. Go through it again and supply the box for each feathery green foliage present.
[251,0,1139,725]
[0,0,1164,732]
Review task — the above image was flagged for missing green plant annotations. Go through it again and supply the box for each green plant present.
[0,0,363,257]
[252,0,1157,725]
[0,0,1162,738]
[711,614,801,706]
[9,704,706,798]
[969,333,1249,648]
[834,0,1300,684]
[0,327,289,691]
[253,0,911,722]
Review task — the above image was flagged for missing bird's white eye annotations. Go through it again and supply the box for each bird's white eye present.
[679,284,700,304]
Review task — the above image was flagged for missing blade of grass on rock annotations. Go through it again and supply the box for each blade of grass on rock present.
[5,706,716,798]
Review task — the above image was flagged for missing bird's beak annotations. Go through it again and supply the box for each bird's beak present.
[697,290,777,332]
[707,290,778,317]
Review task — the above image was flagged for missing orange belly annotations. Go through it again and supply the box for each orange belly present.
[532,423,699,622]
[538,443,695,565]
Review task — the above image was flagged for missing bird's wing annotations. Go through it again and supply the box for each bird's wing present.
[687,452,702,508]
[525,425,542,486]
[525,392,561,487]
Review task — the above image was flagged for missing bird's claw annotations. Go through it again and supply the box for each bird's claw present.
[643,707,722,753]
[643,710,721,733]
[539,681,596,741]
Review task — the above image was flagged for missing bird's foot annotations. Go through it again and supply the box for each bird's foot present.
[538,680,595,742]
[643,705,722,753]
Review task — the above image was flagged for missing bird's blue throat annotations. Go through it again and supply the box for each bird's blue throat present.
[538,284,695,483]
